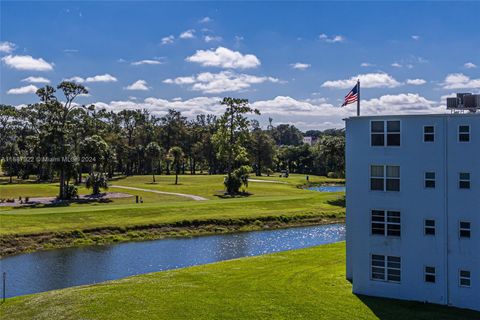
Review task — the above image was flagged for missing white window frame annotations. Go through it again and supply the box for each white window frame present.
[370,165,401,192]
[424,266,436,283]
[458,125,470,143]
[459,270,471,288]
[371,254,401,283]
[423,125,435,143]
[370,210,401,237]
[370,120,401,147]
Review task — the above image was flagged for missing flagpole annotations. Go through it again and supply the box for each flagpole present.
[357,79,360,116]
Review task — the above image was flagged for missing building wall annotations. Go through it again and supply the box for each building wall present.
[345,114,480,311]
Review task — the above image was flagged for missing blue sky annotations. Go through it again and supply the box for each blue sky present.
[1,1,479,130]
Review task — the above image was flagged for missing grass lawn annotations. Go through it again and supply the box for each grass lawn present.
[0,174,345,236]
[1,242,477,320]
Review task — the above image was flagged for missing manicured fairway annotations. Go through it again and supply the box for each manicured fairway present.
[0,174,345,236]
[1,242,477,320]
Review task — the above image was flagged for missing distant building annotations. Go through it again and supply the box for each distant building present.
[302,136,317,146]
[345,111,480,311]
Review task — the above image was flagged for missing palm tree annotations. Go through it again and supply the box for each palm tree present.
[146,142,162,183]
[168,146,183,185]
[85,172,108,195]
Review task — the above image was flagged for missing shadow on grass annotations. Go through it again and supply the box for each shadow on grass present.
[356,294,480,320]
[327,196,345,208]
[9,198,114,210]
[214,191,252,199]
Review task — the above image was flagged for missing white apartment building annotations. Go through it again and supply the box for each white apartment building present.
[345,113,480,311]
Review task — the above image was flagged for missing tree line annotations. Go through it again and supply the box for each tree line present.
[0,82,345,197]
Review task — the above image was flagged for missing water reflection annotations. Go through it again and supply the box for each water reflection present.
[0,224,345,298]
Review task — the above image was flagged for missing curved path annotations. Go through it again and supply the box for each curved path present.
[110,185,208,201]
[249,179,288,184]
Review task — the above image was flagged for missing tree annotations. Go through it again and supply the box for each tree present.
[146,142,162,183]
[249,121,276,176]
[85,172,109,195]
[168,146,183,185]
[271,124,303,146]
[213,97,259,194]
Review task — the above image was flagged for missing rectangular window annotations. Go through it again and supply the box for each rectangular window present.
[371,255,401,283]
[371,121,385,146]
[386,166,400,191]
[425,172,436,189]
[424,126,435,142]
[371,210,401,237]
[425,266,436,283]
[370,165,385,191]
[459,270,471,287]
[459,173,471,189]
[387,121,401,146]
[425,219,436,236]
[459,125,470,142]
[460,221,471,238]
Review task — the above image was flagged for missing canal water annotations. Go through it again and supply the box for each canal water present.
[308,185,346,192]
[0,223,345,298]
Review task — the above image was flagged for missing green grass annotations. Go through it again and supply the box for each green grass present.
[1,242,477,320]
[0,174,345,236]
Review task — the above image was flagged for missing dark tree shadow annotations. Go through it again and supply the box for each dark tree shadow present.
[327,195,345,208]
[356,294,480,320]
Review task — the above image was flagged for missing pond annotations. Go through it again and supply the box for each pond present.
[308,185,346,192]
[0,224,345,298]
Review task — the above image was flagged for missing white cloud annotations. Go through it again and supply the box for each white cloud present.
[441,73,480,89]
[164,71,278,94]
[21,76,50,84]
[199,17,212,23]
[322,73,402,89]
[319,33,345,43]
[411,35,420,40]
[251,96,335,116]
[1,55,53,71]
[464,62,477,69]
[161,35,175,45]
[291,62,311,70]
[180,29,195,39]
[131,59,163,66]
[204,35,222,43]
[85,74,117,83]
[63,49,79,53]
[125,80,150,91]
[7,84,38,95]
[0,41,16,53]
[360,62,374,67]
[406,78,426,85]
[186,47,260,69]
[391,62,402,68]
[361,94,441,114]
[64,76,86,83]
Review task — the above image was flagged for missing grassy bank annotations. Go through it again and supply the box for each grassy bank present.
[1,242,478,320]
[0,174,345,255]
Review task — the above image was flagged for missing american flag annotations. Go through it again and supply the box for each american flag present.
[341,83,359,107]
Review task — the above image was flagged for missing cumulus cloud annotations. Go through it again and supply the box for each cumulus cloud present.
[131,59,163,66]
[322,73,402,89]
[442,73,480,89]
[319,33,345,43]
[125,80,150,91]
[179,29,195,39]
[21,76,50,84]
[406,78,426,85]
[1,55,53,71]
[361,93,440,114]
[291,63,311,70]
[63,74,117,83]
[161,35,175,45]
[186,47,260,69]
[391,63,403,68]
[204,35,222,43]
[163,71,278,94]
[464,62,477,69]
[7,84,38,95]
[199,16,212,23]
[0,41,16,53]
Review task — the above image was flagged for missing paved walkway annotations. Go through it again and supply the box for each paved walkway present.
[110,185,208,201]
[249,179,288,184]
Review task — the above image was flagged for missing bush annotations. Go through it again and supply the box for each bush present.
[65,185,79,199]
[327,172,338,178]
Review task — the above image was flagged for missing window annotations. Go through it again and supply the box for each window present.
[371,210,401,237]
[459,270,471,287]
[425,219,436,236]
[425,266,436,283]
[370,165,400,192]
[459,173,471,189]
[371,121,385,146]
[371,120,401,146]
[371,255,401,283]
[424,126,435,142]
[459,125,470,142]
[425,172,436,188]
[460,221,471,238]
